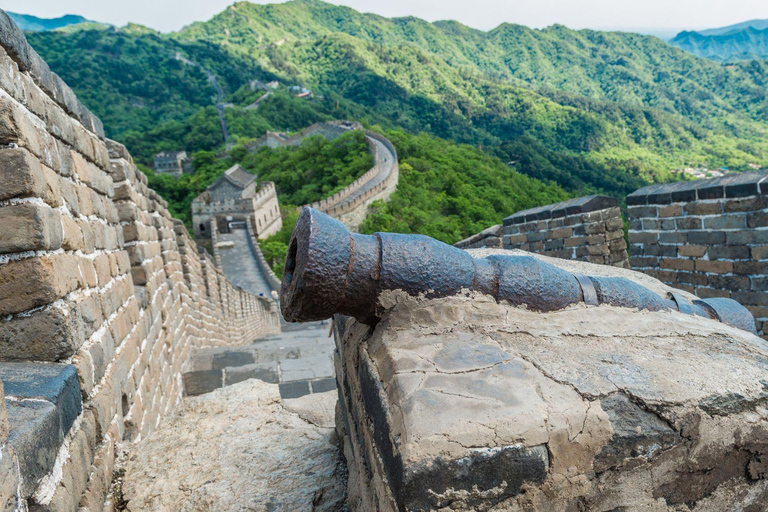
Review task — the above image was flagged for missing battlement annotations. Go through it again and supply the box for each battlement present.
[457,195,629,268]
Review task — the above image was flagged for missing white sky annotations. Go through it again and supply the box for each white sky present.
[1,0,766,34]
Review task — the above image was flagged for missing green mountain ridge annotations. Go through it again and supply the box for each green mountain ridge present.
[670,26,768,62]
[7,12,97,32]
[17,1,768,241]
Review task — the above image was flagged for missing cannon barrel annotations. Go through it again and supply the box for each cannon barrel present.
[280,208,757,334]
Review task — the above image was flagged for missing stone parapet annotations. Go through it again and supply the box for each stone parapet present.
[0,11,280,511]
[334,250,768,510]
[456,196,629,268]
[627,170,768,337]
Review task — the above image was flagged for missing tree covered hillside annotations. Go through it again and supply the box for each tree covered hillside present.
[20,0,768,241]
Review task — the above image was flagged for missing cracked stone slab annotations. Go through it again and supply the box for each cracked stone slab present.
[335,249,768,510]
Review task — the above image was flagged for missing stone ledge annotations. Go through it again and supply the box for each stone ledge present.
[627,170,768,205]
[502,195,618,226]
[0,362,82,497]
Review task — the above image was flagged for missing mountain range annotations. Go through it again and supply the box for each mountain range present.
[14,1,768,239]
[670,22,768,62]
[6,12,95,32]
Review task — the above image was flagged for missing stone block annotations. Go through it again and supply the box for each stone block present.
[0,148,61,207]
[182,370,222,396]
[675,217,702,230]
[278,380,311,399]
[695,260,734,274]
[223,362,279,386]
[724,196,768,213]
[0,203,62,253]
[0,362,82,497]
[658,204,683,218]
[707,245,748,260]
[704,214,746,230]
[688,231,726,245]
[661,258,694,271]
[751,246,768,261]
[683,201,723,216]
[747,211,768,229]
[0,303,86,361]
[726,230,768,245]
[678,245,707,258]
[0,254,83,316]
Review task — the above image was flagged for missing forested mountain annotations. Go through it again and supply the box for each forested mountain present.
[6,12,95,32]
[698,19,768,37]
[670,27,768,62]
[19,0,768,240]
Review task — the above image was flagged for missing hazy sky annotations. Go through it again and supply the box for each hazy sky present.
[2,0,767,34]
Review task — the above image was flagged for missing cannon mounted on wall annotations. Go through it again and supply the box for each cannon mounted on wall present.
[280,208,756,334]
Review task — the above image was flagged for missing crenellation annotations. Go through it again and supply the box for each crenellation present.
[628,170,768,337]
[457,195,629,268]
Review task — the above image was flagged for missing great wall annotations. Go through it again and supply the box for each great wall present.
[1,8,768,511]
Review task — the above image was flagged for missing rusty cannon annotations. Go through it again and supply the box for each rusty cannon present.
[280,208,756,333]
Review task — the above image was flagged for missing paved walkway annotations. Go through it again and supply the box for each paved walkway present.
[187,226,336,399]
[217,227,273,297]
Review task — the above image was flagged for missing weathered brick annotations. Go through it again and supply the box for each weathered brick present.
[747,211,768,229]
[734,261,768,275]
[551,227,573,239]
[695,260,734,274]
[658,204,683,218]
[695,287,730,299]
[0,148,62,207]
[684,202,722,216]
[751,246,768,261]
[724,196,768,213]
[688,231,726,245]
[0,203,62,253]
[661,258,694,271]
[709,245,749,260]
[627,205,658,219]
[726,230,768,245]
[629,232,658,244]
[678,271,707,286]
[675,217,702,230]
[678,245,707,258]
[704,215,746,230]
[0,254,83,316]
[708,274,750,293]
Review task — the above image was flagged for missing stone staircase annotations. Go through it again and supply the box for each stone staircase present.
[182,321,336,399]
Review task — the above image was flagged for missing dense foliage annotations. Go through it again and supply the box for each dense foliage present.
[143,129,373,227]
[239,130,373,205]
[22,0,768,247]
[359,130,569,243]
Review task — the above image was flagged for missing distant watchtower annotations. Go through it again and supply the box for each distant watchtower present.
[191,164,282,240]
[154,150,192,177]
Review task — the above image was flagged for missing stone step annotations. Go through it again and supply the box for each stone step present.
[0,362,82,498]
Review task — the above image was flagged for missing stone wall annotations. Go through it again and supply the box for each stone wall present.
[456,195,630,268]
[627,171,768,337]
[334,251,768,510]
[0,11,280,511]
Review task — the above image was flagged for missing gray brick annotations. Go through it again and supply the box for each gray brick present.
[688,231,726,245]
[704,215,746,230]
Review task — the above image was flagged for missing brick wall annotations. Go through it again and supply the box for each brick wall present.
[0,12,280,510]
[456,195,629,268]
[627,171,768,337]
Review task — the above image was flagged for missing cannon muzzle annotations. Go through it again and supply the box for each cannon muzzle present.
[281,208,757,334]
